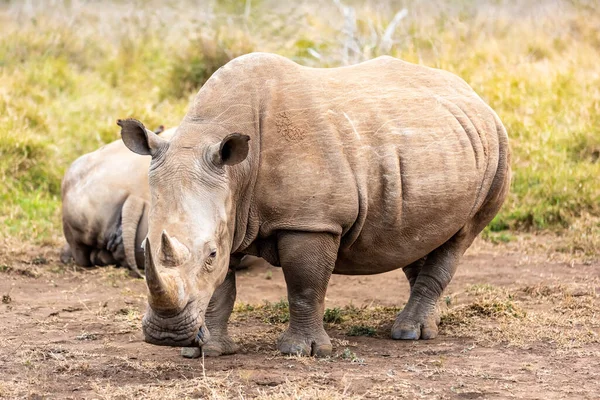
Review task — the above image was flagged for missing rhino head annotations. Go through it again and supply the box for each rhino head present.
[118,118,250,347]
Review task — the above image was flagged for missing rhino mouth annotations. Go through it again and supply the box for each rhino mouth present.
[142,301,208,347]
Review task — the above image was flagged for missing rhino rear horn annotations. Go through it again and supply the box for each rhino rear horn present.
[159,230,190,267]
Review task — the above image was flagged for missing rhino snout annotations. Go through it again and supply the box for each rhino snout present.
[142,304,204,347]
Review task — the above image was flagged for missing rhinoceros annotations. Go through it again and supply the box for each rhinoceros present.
[119,52,511,357]
[61,126,176,278]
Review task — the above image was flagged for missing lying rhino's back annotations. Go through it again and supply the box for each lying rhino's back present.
[252,55,504,272]
[62,139,152,246]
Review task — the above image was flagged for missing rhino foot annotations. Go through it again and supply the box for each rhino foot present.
[106,224,122,253]
[277,328,332,357]
[201,334,238,357]
[60,243,73,264]
[391,307,441,340]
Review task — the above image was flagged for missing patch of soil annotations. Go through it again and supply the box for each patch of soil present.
[0,238,598,399]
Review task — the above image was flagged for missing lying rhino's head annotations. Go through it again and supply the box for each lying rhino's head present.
[118,118,250,347]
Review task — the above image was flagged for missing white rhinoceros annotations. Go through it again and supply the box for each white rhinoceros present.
[60,126,176,277]
[119,53,511,357]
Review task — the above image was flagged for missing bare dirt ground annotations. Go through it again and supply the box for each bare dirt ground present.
[0,236,598,399]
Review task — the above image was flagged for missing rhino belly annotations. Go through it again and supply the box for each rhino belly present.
[333,164,479,275]
[333,215,463,275]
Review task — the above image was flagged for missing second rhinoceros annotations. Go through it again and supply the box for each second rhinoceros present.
[61,126,176,277]
[120,53,511,356]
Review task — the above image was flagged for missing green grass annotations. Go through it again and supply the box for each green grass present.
[234,299,290,324]
[323,307,344,324]
[0,1,599,253]
[346,325,377,337]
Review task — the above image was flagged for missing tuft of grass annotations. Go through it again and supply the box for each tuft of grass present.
[465,283,501,296]
[31,256,48,265]
[462,300,526,319]
[234,299,290,324]
[262,299,290,324]
[481,230,516,245]
[441,282,599,348]
[346,325,377,337]
[323,307,344,324]
[447,284,526,324]
[328,305,402,337]
[338,348,365,364]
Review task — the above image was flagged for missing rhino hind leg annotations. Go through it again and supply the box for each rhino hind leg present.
[200,268,238,357]
[402,256,426,289]
[120,195,147,278]
[393,139,511,341]
[392,210,507,340]
[392,237,464,340]
[276,231,339,357]
[397,256,441,339]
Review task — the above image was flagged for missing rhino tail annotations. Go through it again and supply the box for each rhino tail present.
[121,195,147,278]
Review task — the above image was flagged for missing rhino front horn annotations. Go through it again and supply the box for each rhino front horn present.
[159,230,190,267]
[144,240,183,312]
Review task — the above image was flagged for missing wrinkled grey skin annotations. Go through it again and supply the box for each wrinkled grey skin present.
[120,53,511,357]
[61,126,176,278]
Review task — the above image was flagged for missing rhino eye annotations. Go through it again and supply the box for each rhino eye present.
[205,250,217,269]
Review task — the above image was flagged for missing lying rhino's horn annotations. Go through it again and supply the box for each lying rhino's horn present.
[145,241,182,312]
[159,230,190,266]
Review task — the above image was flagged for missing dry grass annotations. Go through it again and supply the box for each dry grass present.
[0,0,598,257]
[441,282,600,348]
[232,279,599,351]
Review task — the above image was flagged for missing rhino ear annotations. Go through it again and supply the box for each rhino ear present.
[213,133,250,167]
[118,118,167,156]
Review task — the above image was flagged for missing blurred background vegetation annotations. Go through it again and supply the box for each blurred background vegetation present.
[0,0,598,255]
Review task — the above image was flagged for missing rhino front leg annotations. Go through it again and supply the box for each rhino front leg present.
[201,267,238,357]
[392,234,469,340]
[120,195,147,278]
[276,232,339,357]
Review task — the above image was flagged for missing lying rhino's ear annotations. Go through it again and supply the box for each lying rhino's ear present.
[213,133,250,167]
[118,118,167,156]
[153,125,165,135]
